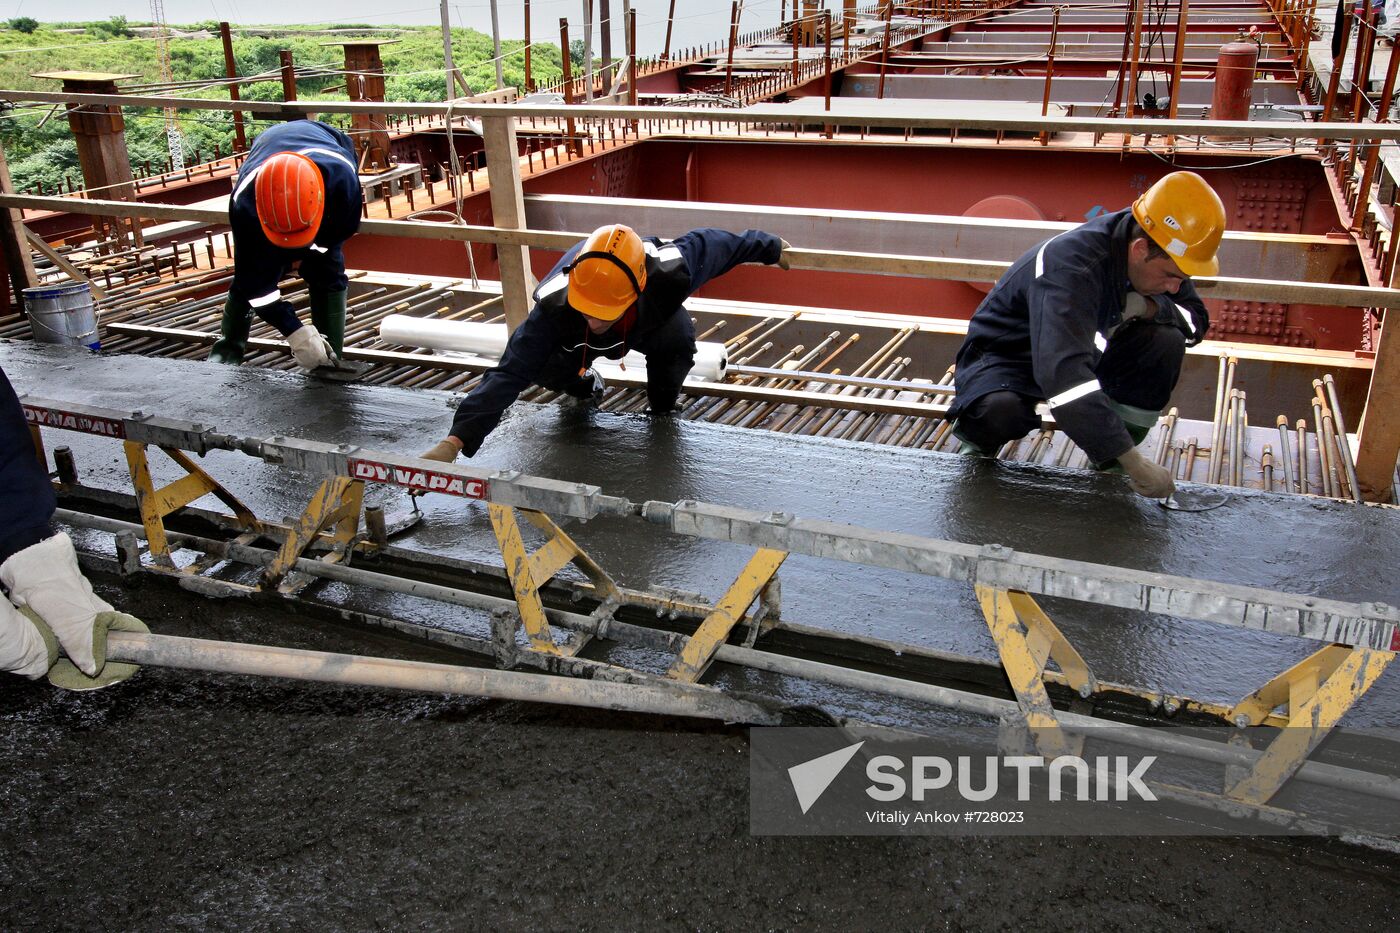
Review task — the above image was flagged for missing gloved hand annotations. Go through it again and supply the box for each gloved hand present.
[1,533,114,677]
[419,437,464,463]
[0,596,57,679]
[585,368,606,402]
[46,611,147,692]
[287,325,335,370]
[778,238,792,271]
[1118,447,1176,499]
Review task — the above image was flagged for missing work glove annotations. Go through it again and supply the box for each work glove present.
[45,612,147,692]
[563,368,605,403]
[287,325,336,370]
[1,533,115,678]
[0,595,57,680]
[419,437,464,463]
[777,238,792,271]
[1118,447,1176,500]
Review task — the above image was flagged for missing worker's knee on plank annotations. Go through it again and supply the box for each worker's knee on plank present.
[1098,325,1184,411]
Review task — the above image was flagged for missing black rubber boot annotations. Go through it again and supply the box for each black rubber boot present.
[310,289,348,357]
[208,296,253,365]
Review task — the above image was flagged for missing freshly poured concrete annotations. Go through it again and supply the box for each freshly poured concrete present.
[5,341,1400,926]
[3,340,1398,724]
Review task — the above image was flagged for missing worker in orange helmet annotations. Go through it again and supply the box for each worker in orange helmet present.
[948,171,1226,500]
[419,224,790,462]
[209,120,363,373]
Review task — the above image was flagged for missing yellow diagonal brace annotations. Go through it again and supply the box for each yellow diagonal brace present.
[668,548,788,683]
[490,504,563,656]
[1005,591,1097,696]
[28,423,45,467]
[1229,644,1355,726]
[124,442,262,564]
[976,585,1076,758]
[1226,647,1395,805]
[265,476,363,587]
[521,509,619,600]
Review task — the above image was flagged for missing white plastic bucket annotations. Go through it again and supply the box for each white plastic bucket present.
[22,281,100,351]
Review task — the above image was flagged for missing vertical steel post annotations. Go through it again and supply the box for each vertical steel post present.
[440,0,457,100]
[489,0,505,90]
[0,140,38,311]
[582,0,595,102]
[725,1,742,97]
[219,22,247,151]
[792,8,801,83]
[877,1,893,99]
[824,11,833,138]
[559,18,578,151]
[628,8,638,110]
[525,0,534,91]
[279,51,299,111]
[1168,0,1190,119]
[1126,0,1145,118]
[664,0,677,62]
[600,0,612,75]
[1039,6,1060,144]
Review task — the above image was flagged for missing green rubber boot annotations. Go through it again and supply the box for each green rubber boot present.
[1095,401,1162,470]
[310,289,348,357]
[951,421,993,457]
[208,296,254,365]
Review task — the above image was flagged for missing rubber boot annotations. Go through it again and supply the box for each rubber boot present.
[950,422,993,457]
[1095,401,1162,471]
[208,296,253,365]
[310,289,348,357]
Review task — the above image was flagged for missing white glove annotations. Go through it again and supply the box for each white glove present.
[1119,447,1176,499]
[0,595,57,679]
[1,532,113,676]
[288,325,335,370]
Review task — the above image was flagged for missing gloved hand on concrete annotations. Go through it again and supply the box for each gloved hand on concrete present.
[1118,447,1176,499]
[419,437,464,463]
[0,595,57,680]
[1,532,115,677]
[287,325,335,370]
[584,368,606,403]
[778,238,792,271]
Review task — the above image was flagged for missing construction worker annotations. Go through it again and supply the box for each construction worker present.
[947,171,1224,499]
[420,225,789,462]
[209,120,362,371]
[0,367,145,689]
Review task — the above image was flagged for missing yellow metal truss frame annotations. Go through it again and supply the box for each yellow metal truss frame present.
[975,586,1098,758]
[263,476,365,592]
[123,440,261,566]
[1225,643,1397,804]
[489,504,620,656]
[667,547,787,683]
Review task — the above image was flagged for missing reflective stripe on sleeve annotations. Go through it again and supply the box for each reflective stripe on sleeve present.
[1046,379,1102,409]
[1174,302,1196,335]
[536,273,568,298]
[249,289,282,308]
[296,146,358,173]
[1094,333,1108,352]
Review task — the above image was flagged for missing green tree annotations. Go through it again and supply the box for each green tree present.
[6,17,39,33]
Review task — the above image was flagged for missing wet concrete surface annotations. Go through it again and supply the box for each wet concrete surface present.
[6,342,1400,926]
[3,581,1400,930]
[4,340,1398,722]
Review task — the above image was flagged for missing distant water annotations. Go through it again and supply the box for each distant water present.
[40,0,784,57]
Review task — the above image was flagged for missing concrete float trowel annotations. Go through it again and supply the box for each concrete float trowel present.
[311,351,372,382]
[1158,488,1230,512]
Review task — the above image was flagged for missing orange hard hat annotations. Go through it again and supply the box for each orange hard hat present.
[254,151,325,249]
[566,224,648,322]
[1131,171,1226,278]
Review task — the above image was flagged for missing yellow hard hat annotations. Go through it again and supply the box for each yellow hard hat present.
[1131,171,1226,278]
[566,224,648,321]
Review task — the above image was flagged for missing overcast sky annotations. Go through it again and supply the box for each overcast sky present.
[8,1,786,56]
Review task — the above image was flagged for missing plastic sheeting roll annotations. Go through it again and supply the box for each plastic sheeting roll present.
[379,315,729,382]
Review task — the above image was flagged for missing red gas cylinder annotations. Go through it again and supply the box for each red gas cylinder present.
[1211,40,1259,122]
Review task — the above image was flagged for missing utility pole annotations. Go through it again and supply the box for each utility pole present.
[440,0,457,100]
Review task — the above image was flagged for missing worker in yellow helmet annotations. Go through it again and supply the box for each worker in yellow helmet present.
[947,171,1226,499]
[420,225,789,461]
